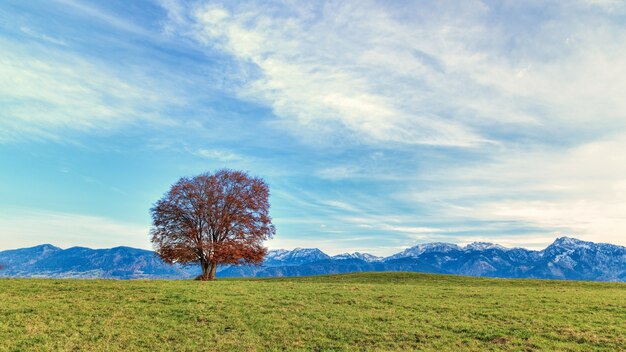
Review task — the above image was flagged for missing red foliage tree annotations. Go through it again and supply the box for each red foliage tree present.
[150,169,275,280]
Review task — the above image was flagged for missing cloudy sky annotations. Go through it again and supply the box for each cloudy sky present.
[1,0,625,255]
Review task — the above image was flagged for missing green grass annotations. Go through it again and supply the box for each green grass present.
[0,273,624,351]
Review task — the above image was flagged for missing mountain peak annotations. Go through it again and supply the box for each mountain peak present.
[332,252,383,262]
[292,247,323,252]
[289,248,328,257]
[30,244,61,251]
[551,237,590,249]
[464,242,507,251]
[263,248,330,266]
[389,242,461,259]
[0,244,61,254]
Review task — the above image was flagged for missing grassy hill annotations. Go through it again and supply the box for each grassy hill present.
[0,273,624,351]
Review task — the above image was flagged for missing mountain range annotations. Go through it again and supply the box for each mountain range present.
[0,237,624,281]
[0,244,198,279]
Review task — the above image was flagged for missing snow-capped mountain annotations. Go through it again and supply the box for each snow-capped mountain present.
[386,242,461,260]
[332,252,383,262]
[264,248,330,267]
[527,237,625,281]
[264,249,290,261]
[463,242,508,251]
[1,237,624,281]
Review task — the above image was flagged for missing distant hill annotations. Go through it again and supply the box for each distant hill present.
[0,237,624,281]
[0,244,198,279]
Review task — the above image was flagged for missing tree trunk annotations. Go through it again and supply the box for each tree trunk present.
[197,259,218,281]
[208,261,217,280]
[197,258,211,281]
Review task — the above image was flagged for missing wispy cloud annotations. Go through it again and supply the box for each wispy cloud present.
[8,0,624,151]
[318,200,358,212]
[19,26,67,46]
[316,166,361,181]
[0,38,178,143]
[53,0,153,37]
[194,148,243,162]
[398,134,626,245]
[162,1,493,147]
[159,0,626,150]
[0,209,150,250]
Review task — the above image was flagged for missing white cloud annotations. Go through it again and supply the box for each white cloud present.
[400,135,626,246]
[464,200,626,246]
[0,209,150,250]
[194,148,242,162]
[0,38,177,143]
[158,0,626,151]
[582,0,625,11]
[319,200,358,212]
[53,0,152,37]
[161,1,491,147]
[19,26,67,46]
[316,166,360,180]
[338,215,446,238]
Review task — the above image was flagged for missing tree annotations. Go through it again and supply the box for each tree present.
[150,169,275,280]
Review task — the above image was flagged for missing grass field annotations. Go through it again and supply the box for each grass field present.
[0,273,624,351]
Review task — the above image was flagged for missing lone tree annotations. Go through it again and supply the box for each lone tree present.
[150,169,275,280]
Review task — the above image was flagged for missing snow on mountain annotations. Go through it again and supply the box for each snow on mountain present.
[387,242,461,260]
[263,248,330,266]
[528,237,625,281]
[332,252,383,262]
[546,237,593,251]
[265,249,290,261]
[463,242,508,251]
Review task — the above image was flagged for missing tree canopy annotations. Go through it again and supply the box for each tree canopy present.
[150,169,275,280]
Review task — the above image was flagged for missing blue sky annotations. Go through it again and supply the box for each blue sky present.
[1,0,626,255]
